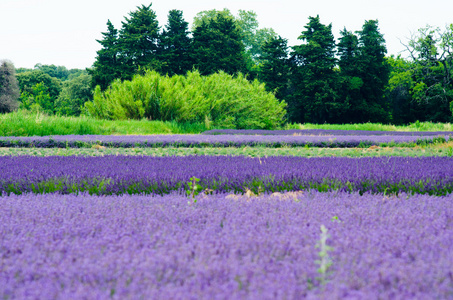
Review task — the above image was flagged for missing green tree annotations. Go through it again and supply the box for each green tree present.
[193,9,277,76]
[119,3,161,78]
[289,15,341,123]
[88,20,123,90]
[159,10,193,76]
[192,13,246,75]
[55,74,92,116]
[386,24,453,124]
[34,64,70,81]
[0,60,20,113]
[257,35,291,100]
[16,70,62,114]
[19,82,54,113]
[16,70,61,100]
[355,20,390,122]
[337,21,390,123]
[386,55,421,124]
[337,28,360,122]
[403,25,453,122]
[235,10,277,64]
[192,9,233,29]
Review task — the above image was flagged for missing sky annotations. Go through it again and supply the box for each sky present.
[1,0,452,70]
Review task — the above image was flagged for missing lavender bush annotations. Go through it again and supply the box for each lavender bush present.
[1,192,452,299]
[0,133,450,148]
[1,156,453,196]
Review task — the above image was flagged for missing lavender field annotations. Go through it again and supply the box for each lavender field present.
[203,128,453,136]
[2,156,453,196]
[1,129,453,299]
[0,130,451,148]
[1,192,452,299]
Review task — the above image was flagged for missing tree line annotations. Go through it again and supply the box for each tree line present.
[1,3,452,125]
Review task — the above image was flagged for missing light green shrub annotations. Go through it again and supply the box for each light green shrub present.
[84,70,287,129]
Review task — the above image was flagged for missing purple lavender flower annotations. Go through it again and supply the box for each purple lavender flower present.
[0,133,450,148]
[1,156,453,196]
[0,192,452,299]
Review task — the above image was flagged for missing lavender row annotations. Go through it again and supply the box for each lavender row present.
[1,192,452,299]
[203,128,453,136]
[0,134,449,148]
[2,156,453,196]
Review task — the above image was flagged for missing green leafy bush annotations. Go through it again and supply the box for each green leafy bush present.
[85,70,287,129]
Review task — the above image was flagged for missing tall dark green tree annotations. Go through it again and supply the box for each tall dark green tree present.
[356,20,390,122]
[89,20,122,90]
[258,35,290,100]
[337,20,390,123]
[159,10,193,76]
[192,13,247,75]
[193,9,277,76]
[0,60,20,113]
[337,28,360,122]
[289,15,341,123]
[119,3,161,78]
[338,29,359,77]
[90,4,161,90]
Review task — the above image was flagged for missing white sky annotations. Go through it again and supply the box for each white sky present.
[1,0,452,69]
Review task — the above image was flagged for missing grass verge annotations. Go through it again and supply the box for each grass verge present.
[0,110,208,136]
[2,110,453,136]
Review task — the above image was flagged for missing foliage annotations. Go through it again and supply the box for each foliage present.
[289,15,341,123]
[19,82,54,114]
[89,4,161,89]
[88,20,123,91]
[16,70,62,114]
[159,10,193,76]
[389,24,453,123]
[0,60,20,113]
[338,20,390,123]
[356,20,390,122]
[258,35,291,100]
[193,9,277,70]
[55,75,93,116]
[119,4,161,77]
[32,64,87,81]
[192,13,246,75]
[186,176,202,199]
[85,70,287,129]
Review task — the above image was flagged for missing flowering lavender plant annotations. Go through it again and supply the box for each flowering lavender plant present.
[1,156,453,196]
[0,133,449,148]
[1,191,452,299]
